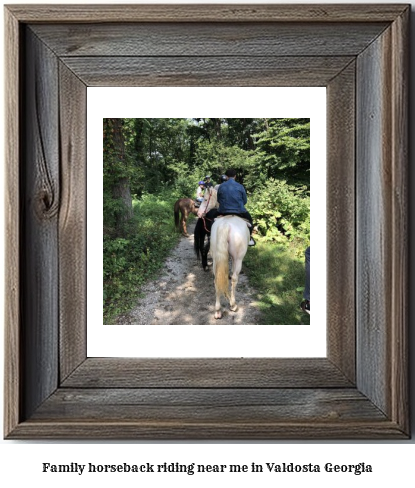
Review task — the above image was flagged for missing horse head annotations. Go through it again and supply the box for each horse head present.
[197,187,218,218]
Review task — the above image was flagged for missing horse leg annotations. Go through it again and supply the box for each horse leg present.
[229,258,243,312]
[202,238,210,271]
[181,209,189,236]
[214,285,223,319]
[174,200,180,232]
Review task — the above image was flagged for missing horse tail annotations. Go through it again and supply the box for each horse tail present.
[213,223,230,299]
[174,200,180,230]
[193,218,205,260]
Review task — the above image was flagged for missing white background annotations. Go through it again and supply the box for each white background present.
[1,0,414,486]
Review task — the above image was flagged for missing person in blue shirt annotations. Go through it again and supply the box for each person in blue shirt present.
[216,169,255,246]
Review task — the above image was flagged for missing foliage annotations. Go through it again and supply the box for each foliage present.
[252,118,310,186]
[103,118,136,232]
[103,191,181,323]
[194,140,253,184]
[247,179,310,247]
[243,239,310,325]
[103,117,311,321]
[168,161,197,198]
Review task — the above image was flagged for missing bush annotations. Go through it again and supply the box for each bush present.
[243,239,310,325]
[247,179,310,248]
[103,190,182,322]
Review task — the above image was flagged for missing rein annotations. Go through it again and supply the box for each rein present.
[200,188,213,232]
[200,186,218,234]
[202,216,212,233]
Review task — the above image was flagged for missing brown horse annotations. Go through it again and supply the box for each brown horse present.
[174,187,218,236]
[174,198,198,236]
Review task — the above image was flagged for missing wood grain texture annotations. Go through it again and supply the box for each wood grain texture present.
[356,12,408,427]
[4,6,21,438]
[7,422,406,440]
[7,421,406,440]
[6,4,409,23]
[389,8,409,432]
[58,63,87,381]
[326,62,356,383]
[356,29,393,417]
[4,4,410,440]
[61,56,354,87]
[32,388,386,422]
[62,358,352,388]
[31,22,388,57]
[21,28,60,419]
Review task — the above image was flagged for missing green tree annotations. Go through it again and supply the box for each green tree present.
[103,118,133,234]
[250,118,310,187]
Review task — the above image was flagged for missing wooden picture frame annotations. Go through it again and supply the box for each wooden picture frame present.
[4,4,409,439]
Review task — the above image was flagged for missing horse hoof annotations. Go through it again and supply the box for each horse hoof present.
[214,311,222,319]
[230,305,238,312]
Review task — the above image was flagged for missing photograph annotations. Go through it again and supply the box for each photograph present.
[103,117,311,326]
[3,0,410,446]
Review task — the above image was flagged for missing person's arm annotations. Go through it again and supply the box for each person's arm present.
[217,185,222,201]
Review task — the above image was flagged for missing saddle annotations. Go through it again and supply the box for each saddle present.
[214,214,252,227]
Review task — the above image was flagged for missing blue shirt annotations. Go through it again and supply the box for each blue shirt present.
[217,178,247,213]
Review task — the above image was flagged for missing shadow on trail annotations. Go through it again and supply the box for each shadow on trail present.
[116,220,263,325]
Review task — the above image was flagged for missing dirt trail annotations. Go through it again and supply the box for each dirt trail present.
[117,220,262,325]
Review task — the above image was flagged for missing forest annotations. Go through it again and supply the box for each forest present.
[103,118,310,325]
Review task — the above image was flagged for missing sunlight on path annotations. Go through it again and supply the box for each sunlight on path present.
[117,221,262,325]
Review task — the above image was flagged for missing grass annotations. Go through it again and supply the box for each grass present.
[104,192,309,326]
[103,193,184,323]
[243,238,310,325]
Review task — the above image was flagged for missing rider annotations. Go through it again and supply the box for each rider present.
[195,180,205,207]
[214,174,227,191]
[216,169,255,246]
[204,175,213,189]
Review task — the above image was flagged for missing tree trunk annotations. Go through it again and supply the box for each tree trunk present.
[134,118,146,166]
[212,118,222,140]
[113,177,133,220]
[111,118,133,223]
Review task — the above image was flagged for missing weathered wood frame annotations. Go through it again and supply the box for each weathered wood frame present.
[4,4,409,439]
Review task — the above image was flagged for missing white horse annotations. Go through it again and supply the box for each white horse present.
[210,215,249,319]
[197,186,218,217]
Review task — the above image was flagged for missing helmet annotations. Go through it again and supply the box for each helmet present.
[198,180,205,185]
[204,175,211,179]
[220,175,227,182]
